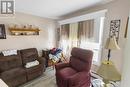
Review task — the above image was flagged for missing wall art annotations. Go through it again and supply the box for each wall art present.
[109,20,121,43]
[0,24,6,39]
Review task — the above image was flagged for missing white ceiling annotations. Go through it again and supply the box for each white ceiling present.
[15,0,114,19]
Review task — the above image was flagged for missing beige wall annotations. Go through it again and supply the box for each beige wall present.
[0,12,57,55]
[61,0,130,73]
[121,13,130,87]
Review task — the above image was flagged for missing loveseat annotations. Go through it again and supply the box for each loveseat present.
[0,48,46,87]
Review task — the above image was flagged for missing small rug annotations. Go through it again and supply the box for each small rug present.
[20,67,57,87]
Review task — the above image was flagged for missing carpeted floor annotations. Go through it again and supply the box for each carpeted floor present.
[20,67,57,87]
[19,67,120,87]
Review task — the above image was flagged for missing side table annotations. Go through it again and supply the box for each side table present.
[91,72,121,87]
[42,50,50,67]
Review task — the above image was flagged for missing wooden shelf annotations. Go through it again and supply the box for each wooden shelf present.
[9,28,40,35]
[9,28,40,32]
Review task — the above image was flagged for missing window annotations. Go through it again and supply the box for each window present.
[59,10,106,65]
[80,17,104,65]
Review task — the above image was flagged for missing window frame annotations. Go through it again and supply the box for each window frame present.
[59,10,107,65]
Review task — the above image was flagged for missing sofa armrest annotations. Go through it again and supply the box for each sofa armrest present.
[37,57,46,71]
[55,63,70,71]
[68,72,90,86]
[37,57,46,64]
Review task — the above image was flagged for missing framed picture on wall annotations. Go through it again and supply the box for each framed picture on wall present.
[0,24,6,39]
[109,20,121,43]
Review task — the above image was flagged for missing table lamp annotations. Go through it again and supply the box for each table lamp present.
[97,36,121,87]
[105,36,120,61]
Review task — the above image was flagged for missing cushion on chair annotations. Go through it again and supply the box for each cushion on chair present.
[20,48,38,64]
[71,48,93,62]
[70,48,93,72]
[0,51,22,72]
[1,67,26,80]
[70,56,89,72]
[25,64,43,80]
[25,64,43,73]
[57,67,77,80]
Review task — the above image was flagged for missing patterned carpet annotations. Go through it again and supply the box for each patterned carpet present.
[20,67,57,87]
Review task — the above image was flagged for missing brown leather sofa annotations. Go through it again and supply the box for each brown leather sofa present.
[0,48,46,87]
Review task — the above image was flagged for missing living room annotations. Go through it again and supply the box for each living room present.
[0,0,130,87]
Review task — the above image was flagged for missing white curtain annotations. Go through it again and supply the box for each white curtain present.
[59,24,70,59]
[69,23,78,49]
[59,19,94,58]
[78,20,94,48]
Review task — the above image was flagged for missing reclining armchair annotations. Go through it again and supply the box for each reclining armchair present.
[55,47,93,87]
[20,48,46,81]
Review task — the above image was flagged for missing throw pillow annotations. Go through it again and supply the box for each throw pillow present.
[2,49,17,56]
[25,60,39,68]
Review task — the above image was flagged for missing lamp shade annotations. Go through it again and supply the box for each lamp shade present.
[97,61,121,81]
[105,36,120,50]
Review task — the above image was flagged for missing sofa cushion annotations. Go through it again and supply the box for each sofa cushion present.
[25,64,43,81]
[20,48,38,65]
[25,64,43,73]
[1,67,26,80]
[57,67,77,80]
[0,51,22,72]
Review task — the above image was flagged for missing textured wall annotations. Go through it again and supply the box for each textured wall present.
[121,13,130,87]
[0,12,57,55]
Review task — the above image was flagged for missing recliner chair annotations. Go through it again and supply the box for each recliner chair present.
[55,47,93,87]
[20,48,46,81]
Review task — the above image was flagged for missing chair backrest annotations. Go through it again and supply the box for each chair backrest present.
[0,51,22,73]
[20,48,38,65]
[70,47,93,72]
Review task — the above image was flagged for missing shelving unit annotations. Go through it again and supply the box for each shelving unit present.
[9,28,40,36]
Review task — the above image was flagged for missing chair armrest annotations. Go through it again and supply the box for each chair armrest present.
[55,63,70,71]
[68,72,90,86]
[37,57,46,71]
[37,57,46,64]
